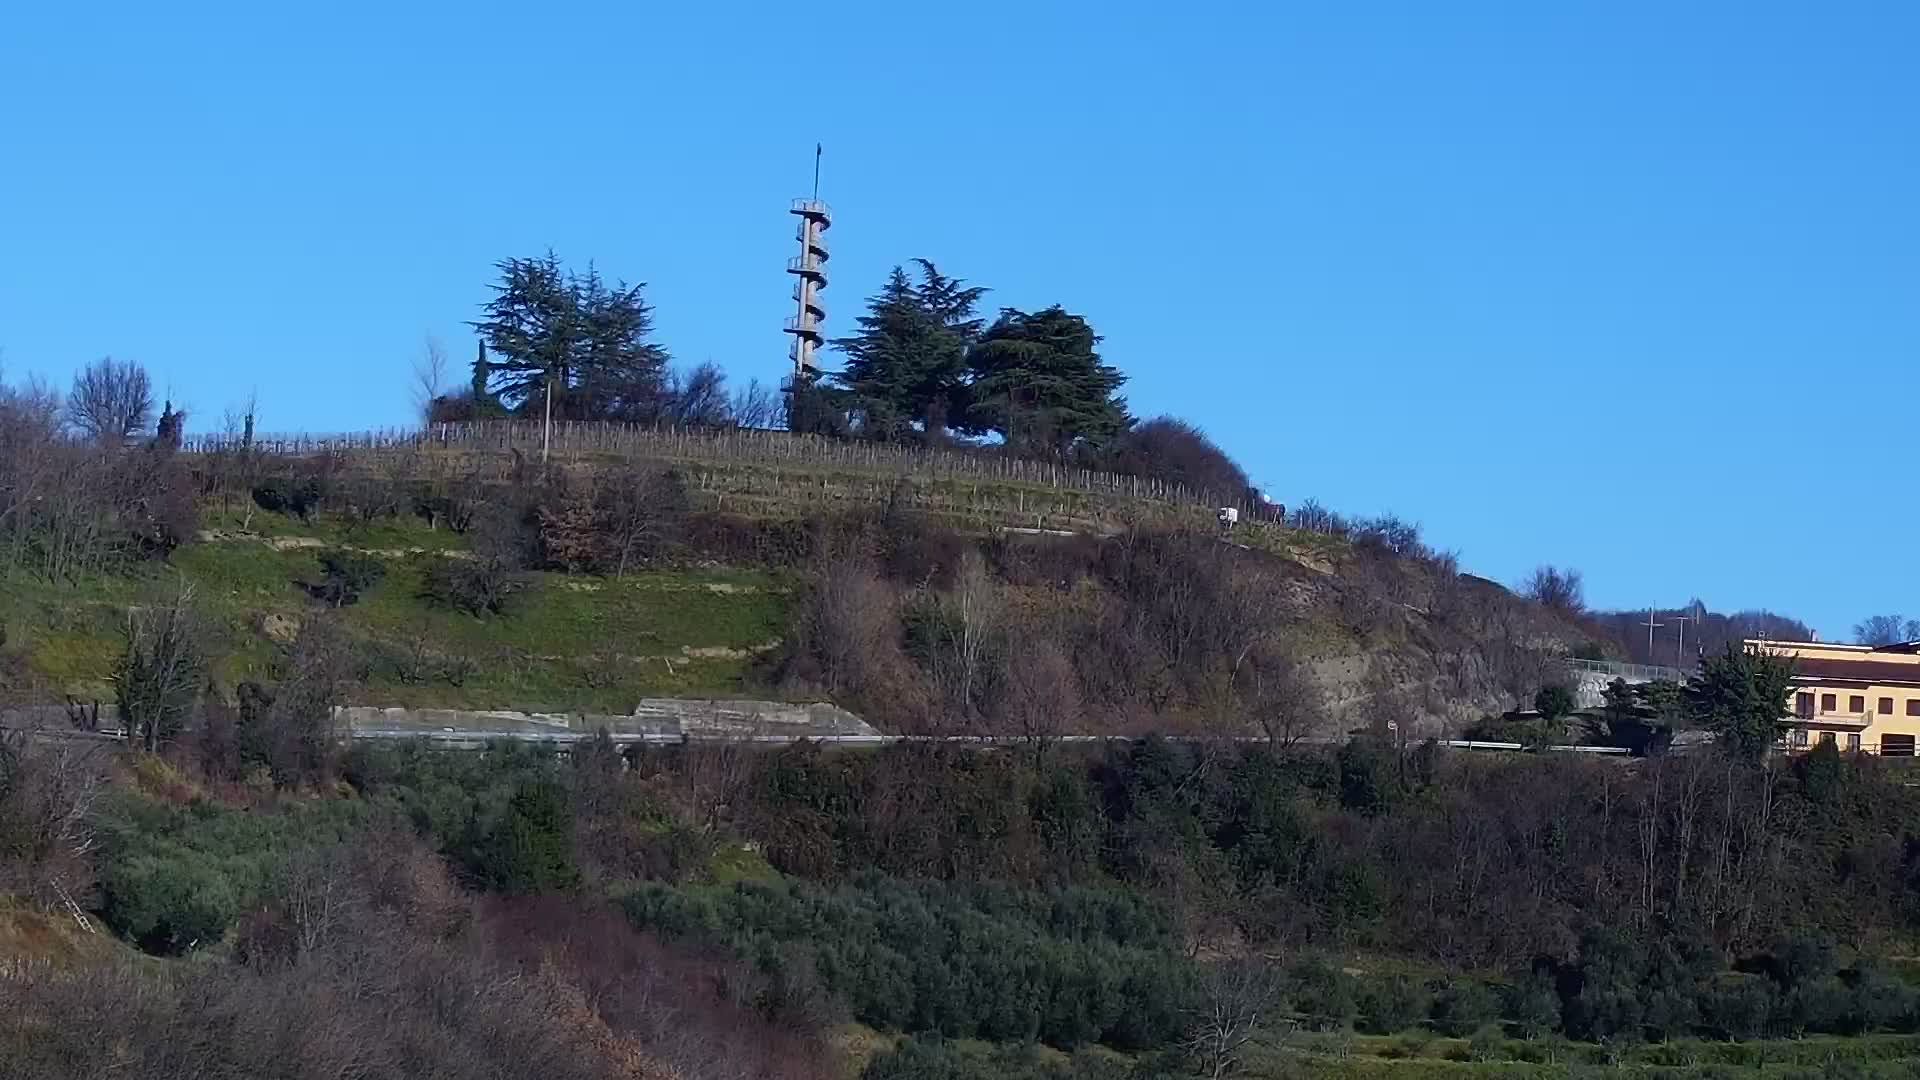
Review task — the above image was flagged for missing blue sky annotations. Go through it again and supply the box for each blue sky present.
[2,1,1914,637]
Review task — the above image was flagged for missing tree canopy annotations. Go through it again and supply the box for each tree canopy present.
[962,305,1129,453]
[831,259,986,439]
[469,252,668,422]
[1854,614,1920,646]
[1686,643,1796,763]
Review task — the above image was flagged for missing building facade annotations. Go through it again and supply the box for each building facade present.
[1750,639,1920,755]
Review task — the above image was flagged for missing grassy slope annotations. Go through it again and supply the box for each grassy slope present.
[1245,1030,1920,1077]
[1,509,789,712]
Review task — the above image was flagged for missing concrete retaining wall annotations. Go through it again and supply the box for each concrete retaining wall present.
[3,698,876,743]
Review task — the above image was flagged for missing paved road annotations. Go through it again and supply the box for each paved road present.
[10,721,1631,755]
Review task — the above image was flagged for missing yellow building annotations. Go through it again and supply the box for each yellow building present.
[1750,638,1920,755]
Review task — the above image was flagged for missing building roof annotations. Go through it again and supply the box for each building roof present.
[1790,656,1920,687]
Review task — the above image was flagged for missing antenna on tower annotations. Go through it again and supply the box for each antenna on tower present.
[813,142,822,201]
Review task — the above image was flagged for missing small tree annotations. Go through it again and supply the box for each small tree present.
[1534,684,1577,722]
[1687,643,1796,762]
[423,507,527,616]
[238,618,358,787]
[314,550,385,608]
[1853,614,1919,647]
[471,778,579,894]
[1184,959,1289,1080]
[65,357,153,445]
[1524,566,1585,615]
[112,593,205,752]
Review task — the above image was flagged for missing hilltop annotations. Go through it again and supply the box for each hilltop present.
[1,420,1593,737]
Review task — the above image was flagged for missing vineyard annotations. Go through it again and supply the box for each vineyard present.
[183,421,1281,536]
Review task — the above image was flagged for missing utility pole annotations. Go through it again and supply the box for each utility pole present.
[1674,614,1693,668]
[1641,608,1666,661]
[542,371,553,465]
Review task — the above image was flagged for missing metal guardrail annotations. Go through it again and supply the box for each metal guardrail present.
[1562,658,1693,683]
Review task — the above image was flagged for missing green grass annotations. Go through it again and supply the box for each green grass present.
[1245,1030,1920,1078]
[3,510,792,710]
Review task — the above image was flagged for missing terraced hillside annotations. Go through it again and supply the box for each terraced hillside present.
[1,508,790,713]
[0,423,1598,734]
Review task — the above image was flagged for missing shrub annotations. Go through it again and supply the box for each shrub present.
[313,549,385,607]
[1506,971,1564,1039]
[251,475,324,520]
[1431,976,1499,1037]
[623,875,1195,1051]
[1533,684,1577,722]
[94,790,375,953]
[1357,975,1429,1035]
[423,551,528,617]
[421,507,528,617]
[112,597,205,753]
[465,778,579,894]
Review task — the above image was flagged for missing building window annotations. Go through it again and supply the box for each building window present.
[1909,699,1920,717]
[1820,731,1836,746]
[1881,697,1895,715]
[1796,692,1815,719]
[1884,734,1917,757]
[1849,733,1862,752]
[1851,695,1867,713]
[1791,728,1809,747]
[1822,693,1838,712]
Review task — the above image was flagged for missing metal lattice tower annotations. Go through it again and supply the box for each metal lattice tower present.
[784,190,831,380]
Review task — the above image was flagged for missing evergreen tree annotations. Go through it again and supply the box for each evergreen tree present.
[832,259,985,439]
[1687,643,1796,762]
[154,400,184,450]
[470,252,669,421]
[963,305,1128,453]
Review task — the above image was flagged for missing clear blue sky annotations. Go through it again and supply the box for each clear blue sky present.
[2,1,1914,638]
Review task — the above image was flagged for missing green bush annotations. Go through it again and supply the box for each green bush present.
[1466,1023,1506,1062]
[466,777,579,894]
[1357,975,1428,1035]
[251,476,324,520]
[1505,971,1563,1039]
[95,791,375,953]
[623,875,1194,1050]
[1431,976,1499,1037]
[314,549,385,607]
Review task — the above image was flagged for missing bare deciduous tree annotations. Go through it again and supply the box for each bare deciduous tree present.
[65,356,154,444]
[1524,564,1586,615]
[1184,958,1291,1080]
[411,336,449,424]
[999,631,1081,759]
[277,844,363,960]
[663,361,731,427]
[730,377,779,429]
[917,549,1002,723]
[598,466,687,576]
[0,730,106,916]
[1853,614,1920,647]
[1230,642,1328,750]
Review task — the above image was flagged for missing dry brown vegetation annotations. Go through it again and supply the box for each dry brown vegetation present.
[0,822,833,1080]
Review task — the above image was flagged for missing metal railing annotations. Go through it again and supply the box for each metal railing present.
[790,198,832,219]
[1562,658,1693,683]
